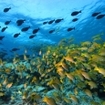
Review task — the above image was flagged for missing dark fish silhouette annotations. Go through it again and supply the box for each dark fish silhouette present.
[3,7,11,12]
[5,20,11,25]
[49,29,55,34]
[71,10,81,16]
[67,27,75,31]
[48,20,55,24]
[43,21,48,25]
[1,26,8,32]
[55,19,63,23]
[96,14,105,19]
[13,33,20,38]
[16,19,25,26]
[92,12,101,17]
[0,36,5,40]
[29,35,36,39]
[21,26,30,32]
[32,28,40,34]
[11,48,20,52]
[72,18,78,22]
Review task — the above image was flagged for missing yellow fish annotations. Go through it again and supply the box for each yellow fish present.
[84,89,92,98]
[43,96,57,105]
[65,72,74,81]
[81,71,91,80]
[6,82,13,88]
[0,92,5,96]
[94,66,105,77]
[69,95,78,103]
[86,81,97,89]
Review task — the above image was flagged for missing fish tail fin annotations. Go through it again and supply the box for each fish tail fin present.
[80,10,82,13]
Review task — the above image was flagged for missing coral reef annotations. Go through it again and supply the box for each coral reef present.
[0,37,105,105]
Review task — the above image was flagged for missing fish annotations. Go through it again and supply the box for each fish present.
[74,88,78,95]
[28,92,41,101]
[96,14,105,19]
[39,50,42,56]
[6,82,13,88]
[5,20,11,25]
[81,71,91,80]
[92,12,101,17]
[21,26,30,32]
[55,19,63,23]
[71,10,81,16]
[92,33,103,40]
[12,56,20,64]
[69,95,78,103]
[43,21,48,25]
[13,33,20,38]
[48,20,55,24]
[1,26,8,32]
[86,81,97,89]
[94,66,105,77]
[0,36,5,40]
[65,72,74,81]
[3,7,11,12]
[63,97,71,103]
[32,28,40,34]
[81,41,91,47]
[49,29,55,34]
[0,92,5,96]
[5,68,11,74]
[84,89,92,98]
[57,61,68,70]
[72,18,78,22]
[56,66,65,77]
[23,54,28,60]
[11,48,20,52]
[29,35,36,39]
[67,27,75,32]
[0,58,3,66]
[76,71,84,81]
[43,96,57,105]
[16,19,25,26]
[63,56,75,63]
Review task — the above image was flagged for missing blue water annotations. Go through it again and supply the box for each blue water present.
[0,0,105,58]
